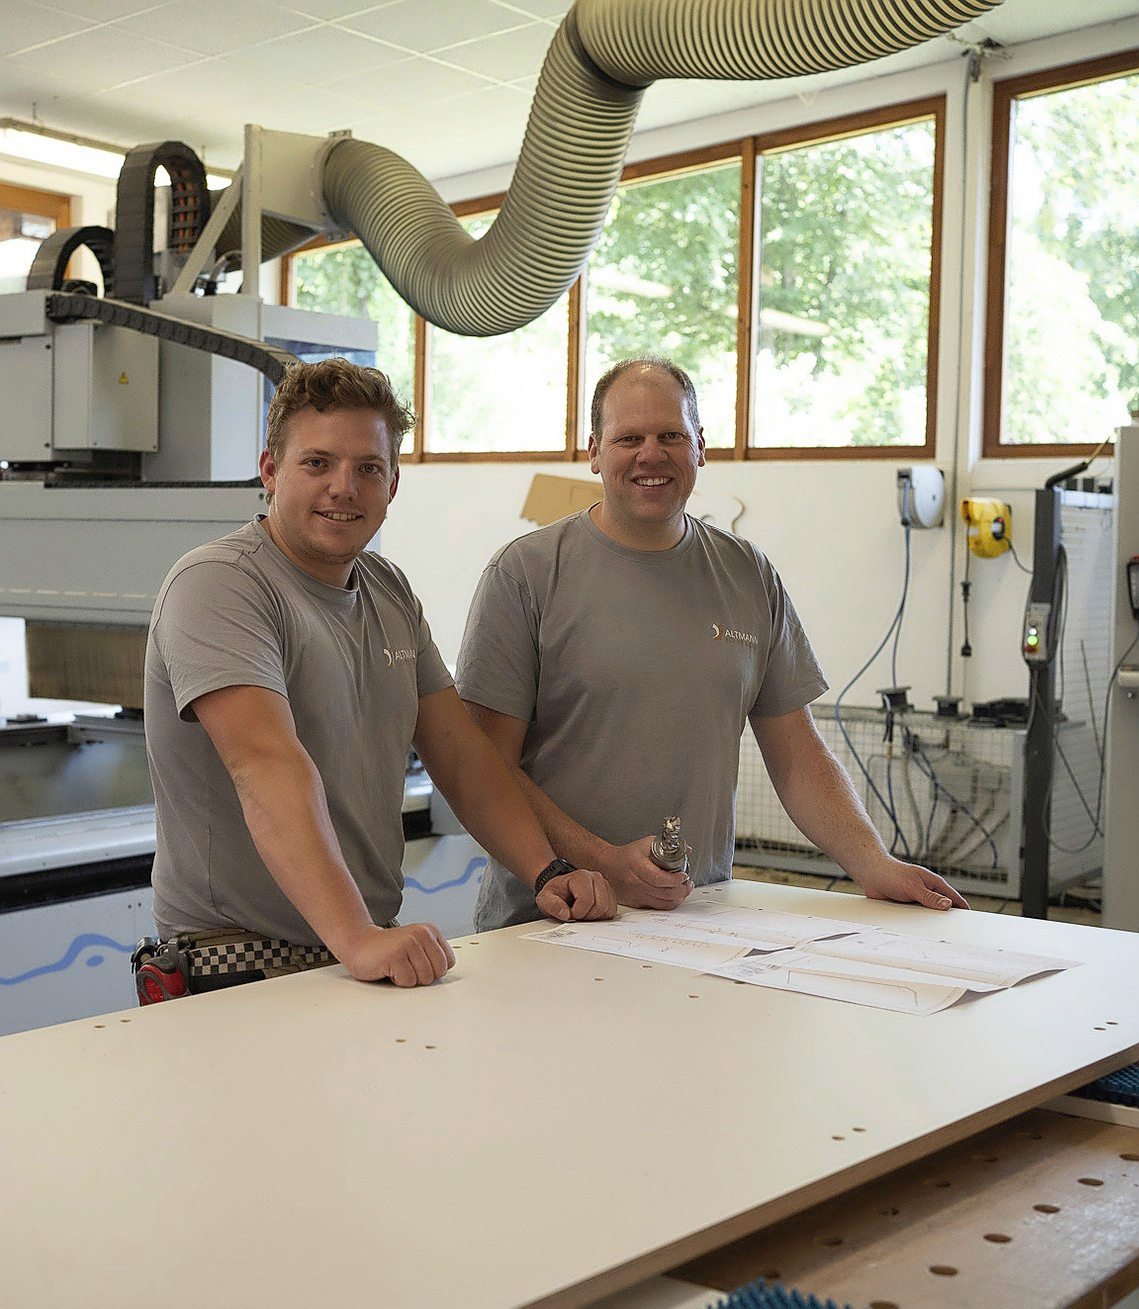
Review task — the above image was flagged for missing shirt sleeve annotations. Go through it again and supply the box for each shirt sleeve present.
[749,555,829,720]
[151,560,286,722]
[454,557,540,724]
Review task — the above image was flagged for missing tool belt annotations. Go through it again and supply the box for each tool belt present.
[132,934,335,1004]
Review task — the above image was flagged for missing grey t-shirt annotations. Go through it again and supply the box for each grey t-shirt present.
[145,517,452,945]
[456,510,827,930]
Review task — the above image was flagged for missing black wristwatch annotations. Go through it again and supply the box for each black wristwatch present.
[533,858,576,897]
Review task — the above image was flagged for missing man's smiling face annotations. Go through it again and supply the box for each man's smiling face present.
[588,365,706,550]
[259,405,399,587]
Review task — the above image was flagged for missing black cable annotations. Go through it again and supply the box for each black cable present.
[960,543,972,658]
[904,727,1001,868]
[1037,632,1139,855]
[1006,537,1033,575]
[834,520,913,857]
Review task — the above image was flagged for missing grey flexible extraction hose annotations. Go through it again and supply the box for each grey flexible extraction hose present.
[323,0,1000,337]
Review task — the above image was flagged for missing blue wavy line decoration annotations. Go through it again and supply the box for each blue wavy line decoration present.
[0,933,135,986]
[3,859,486,986]
[404,855,487,896]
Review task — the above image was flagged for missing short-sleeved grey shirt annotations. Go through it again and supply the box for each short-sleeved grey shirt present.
[145,517,452,945]
[456,510,827,930]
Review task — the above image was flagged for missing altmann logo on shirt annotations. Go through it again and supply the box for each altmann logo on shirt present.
[711,623,759,648]
[384,648,416,667]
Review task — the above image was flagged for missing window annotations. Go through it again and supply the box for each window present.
[282,104,943,461]
[426,207,570,458]
[288,237,416,407]
[584,150,741,451]
[750,103,942,457]
[0,183,71,295]
[984,51,1139,454]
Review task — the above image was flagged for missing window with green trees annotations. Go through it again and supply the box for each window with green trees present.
[283,101,943,460]
[585,158,741,450]
[985,54,1139,452]
[290,238,416,406]
[428,210,569,455]
[752,108,940,452]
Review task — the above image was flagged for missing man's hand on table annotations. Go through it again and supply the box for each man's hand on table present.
[339,923,456,986]
[536,869,619,922]
[853,856,970,911]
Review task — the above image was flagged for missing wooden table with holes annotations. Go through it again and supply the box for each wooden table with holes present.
[1,881,1138,1309]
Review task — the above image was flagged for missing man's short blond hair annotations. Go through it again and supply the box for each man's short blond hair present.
[265,357,415,469]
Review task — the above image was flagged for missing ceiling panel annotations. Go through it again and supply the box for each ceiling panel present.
[324,54,491,107]
[0,0,1135,182]
[9,27,204,95]
[334,0,532,51]
[1,1,95,57]
[116,0,319,58]
[228,26,409,84]
[439,22,558,80]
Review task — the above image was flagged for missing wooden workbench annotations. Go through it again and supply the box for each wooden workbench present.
[2,881,1137,1308]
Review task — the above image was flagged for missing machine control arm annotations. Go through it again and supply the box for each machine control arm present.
[44,291,298,386]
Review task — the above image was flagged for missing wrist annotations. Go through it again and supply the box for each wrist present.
[533,858,576,897]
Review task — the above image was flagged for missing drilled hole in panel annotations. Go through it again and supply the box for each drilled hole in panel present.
[119,1018,131,1023]
[1120,1153,1139,1163]
[869,1302,900,1309]
[852,1126,867,1132]
[832,1135,845,1141]
[984,1232,1012,1243]
[1078,1177,1104,1187]
[929,1265,958,1277]
[1034,1204,1060,1214]
[94,1024,106,1029]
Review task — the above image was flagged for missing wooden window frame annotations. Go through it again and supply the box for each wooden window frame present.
[419,190,579,463]
[0,181,72,282]
[982,48,1139,458]
[280,104,943,463]
[583,139,745,461]
[743,97,946,463]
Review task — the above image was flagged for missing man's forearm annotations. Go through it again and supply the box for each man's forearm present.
[230,748,374,955]
[510,767,616,871]
[770,747,890,881]
[419,720,562,888]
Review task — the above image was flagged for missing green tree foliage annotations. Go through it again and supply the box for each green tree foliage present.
[292,243,416,404]
[585,163,741,447]
[757,123,934,447]
[1004,72,1139,444]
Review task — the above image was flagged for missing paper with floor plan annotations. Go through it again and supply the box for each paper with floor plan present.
[526,904,1080,1015]
[524,901,870,972]
[707,949,970,1015]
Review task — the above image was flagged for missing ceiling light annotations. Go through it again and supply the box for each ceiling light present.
[0,118,233,189]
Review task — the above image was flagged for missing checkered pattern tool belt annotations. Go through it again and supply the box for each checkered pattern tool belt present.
[186,938,334,978]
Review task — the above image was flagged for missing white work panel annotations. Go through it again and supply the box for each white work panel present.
[1,881,1138,1309]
